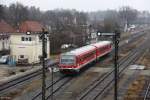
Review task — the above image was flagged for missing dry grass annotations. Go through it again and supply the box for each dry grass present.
[0,79,42,100]
[124,49,150,99]
[124,76,146,100]
[120,36,145,57]
[121,32,131,40]
[137,49,150,69]
[0,89,22,100]
[22,79,42,93]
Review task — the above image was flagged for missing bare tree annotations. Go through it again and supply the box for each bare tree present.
[2,3,147,54]
[28,7,42,21]
[103,10,120,32]
[119,6,138,29]
[9,3,29,27]
[0,5,4,20]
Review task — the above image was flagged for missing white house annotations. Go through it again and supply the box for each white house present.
[10,21,50,64]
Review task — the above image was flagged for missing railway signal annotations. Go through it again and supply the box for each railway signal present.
[26,30,48,100]
[97,31,120,100]
[40,28,48,100]
[114,32,119,100]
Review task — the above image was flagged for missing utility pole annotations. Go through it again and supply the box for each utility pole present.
[41,29,48,100]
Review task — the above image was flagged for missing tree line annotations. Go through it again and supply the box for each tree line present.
[0,3,150,54]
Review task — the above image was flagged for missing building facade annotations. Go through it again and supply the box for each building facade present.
[9,21,50,64]
[10,33,50,64]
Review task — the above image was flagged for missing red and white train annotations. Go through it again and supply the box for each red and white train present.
[59,41,112,73]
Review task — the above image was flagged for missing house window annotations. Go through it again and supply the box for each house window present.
[21,37,25,41]
[20,55,24,58]
[29,37,32,41]
[21,37,32,41]
[25,37,29,41]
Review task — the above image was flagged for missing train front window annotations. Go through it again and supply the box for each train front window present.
[60,55,75,65]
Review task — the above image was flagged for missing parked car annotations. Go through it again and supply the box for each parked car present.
[0,55,9,64]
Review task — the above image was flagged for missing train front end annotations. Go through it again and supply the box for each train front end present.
[59,53,78,73]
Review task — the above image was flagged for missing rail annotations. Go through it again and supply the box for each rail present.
[77,36,149,100]
[0,31,147,99]
[144,80,150,100]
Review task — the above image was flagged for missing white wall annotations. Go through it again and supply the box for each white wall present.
[10,34,50,64]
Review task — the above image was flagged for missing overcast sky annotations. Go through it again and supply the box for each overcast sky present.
[1,0,150,12]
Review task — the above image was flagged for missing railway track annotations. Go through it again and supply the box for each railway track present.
[121,29,146,41]
[35,34,147,100]
[31,75,69,100]
[0,62,58,95]
[37,33,148,100]
[77,34,149,100]
[144,79,150,100]
[0,31,147,98]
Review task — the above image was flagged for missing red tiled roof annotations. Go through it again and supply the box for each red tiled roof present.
[0,20,15,33]
[19,21,43,32]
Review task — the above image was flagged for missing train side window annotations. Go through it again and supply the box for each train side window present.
[80,51,95,62]
[107,45,109,49]
[99,47,104,52]
[85,51,95,59]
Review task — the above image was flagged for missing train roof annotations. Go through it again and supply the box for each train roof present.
[62,45,95,56]
[91,41,111,47]
[61,41,111,56]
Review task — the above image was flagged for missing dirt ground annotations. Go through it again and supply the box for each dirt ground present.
[0,64,36,83]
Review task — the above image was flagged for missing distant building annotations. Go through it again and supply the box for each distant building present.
[90,32,98,43]
[10,21,50,64]
[0,20,14,55]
